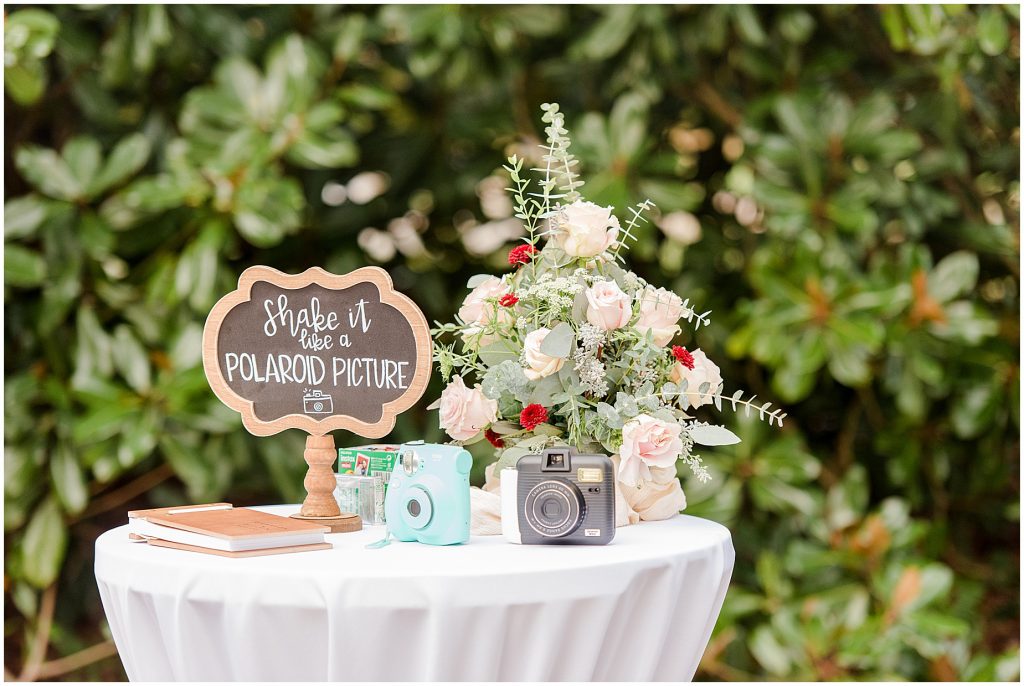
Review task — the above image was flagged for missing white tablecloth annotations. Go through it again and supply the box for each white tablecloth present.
[95,505,734,682]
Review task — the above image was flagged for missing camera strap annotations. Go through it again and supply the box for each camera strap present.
[365,531,393,549]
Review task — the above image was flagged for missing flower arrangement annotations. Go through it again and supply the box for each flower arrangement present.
[430,103,784,519]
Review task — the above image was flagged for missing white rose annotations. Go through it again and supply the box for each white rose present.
[585,280,631,331]
[458,276,511,343]
[522,327,566,381]
[438,376,498,441]
[618,413,683,486]
[634,286,689,347]
[552,201,620,257]
[669,348,722,408]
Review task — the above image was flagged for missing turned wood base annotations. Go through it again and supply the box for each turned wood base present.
[295,434,362,533]
[290,512,362,533]
[300,434,341,517]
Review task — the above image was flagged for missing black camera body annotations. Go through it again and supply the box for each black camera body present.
[501,448,616,545]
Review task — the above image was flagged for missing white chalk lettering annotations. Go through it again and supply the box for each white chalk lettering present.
[263,295,340,342]
[265,353,281,383]
[225,352,240,381]
[331,356,410,390]
[223,353,326,386]
[348,299,372,333]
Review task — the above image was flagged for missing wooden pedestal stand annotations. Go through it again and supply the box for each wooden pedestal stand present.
[290,434,362,533]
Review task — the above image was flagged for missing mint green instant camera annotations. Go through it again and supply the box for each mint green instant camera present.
[383,441,472,545]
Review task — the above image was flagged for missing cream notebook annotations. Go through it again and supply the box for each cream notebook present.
[127,503,331,557]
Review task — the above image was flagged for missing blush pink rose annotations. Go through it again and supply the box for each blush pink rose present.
[552,201,620,257]
[585,280,631,331]
[522,327,566,380]
[634,286,689,347]
[669,348,723,407]
[458,276,511,343]
[618,413,683,486]
[438,376,498,441]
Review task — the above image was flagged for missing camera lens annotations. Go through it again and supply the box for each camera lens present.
[402,486,432,530]
[524,479,585,538]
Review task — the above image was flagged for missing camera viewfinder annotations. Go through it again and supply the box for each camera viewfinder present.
[543,450,571,471]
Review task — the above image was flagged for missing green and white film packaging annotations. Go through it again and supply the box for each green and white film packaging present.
[333,475,378,525]
[336,445,401,524]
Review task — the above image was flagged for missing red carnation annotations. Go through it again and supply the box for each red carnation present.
[519,404,549,431]
[672,345,695,370]
[484,428,505,448]
[508,244,538,266]
[499,293,519,307]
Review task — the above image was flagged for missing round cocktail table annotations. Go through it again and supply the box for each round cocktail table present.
[95,505,733,681]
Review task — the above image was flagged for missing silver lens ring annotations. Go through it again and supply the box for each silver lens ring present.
[524,479,585,538]
[403,486,433,530]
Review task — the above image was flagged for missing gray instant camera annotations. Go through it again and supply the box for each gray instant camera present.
[501,448,616,545]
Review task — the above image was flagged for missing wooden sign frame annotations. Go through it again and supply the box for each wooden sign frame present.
[201,265,431,531]
[202,265,431,439]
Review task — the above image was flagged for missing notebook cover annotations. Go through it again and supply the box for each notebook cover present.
[145,538,332,558]
[143,507,330,541]
[128,502,233,519]
[127,503,234,543]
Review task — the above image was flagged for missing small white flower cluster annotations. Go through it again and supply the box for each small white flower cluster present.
[573,268,597,284]
[679,423,710,483]
[681,453,710,483]
[620,270,646,294]
[522,273,584,311]
[573,322,608,396]
[577,322,605,350]
[575,356,608,396]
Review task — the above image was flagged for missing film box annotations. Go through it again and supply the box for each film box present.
[337,445,401,523]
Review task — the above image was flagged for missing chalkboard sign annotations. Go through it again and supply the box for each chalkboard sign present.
[202,266,431,438]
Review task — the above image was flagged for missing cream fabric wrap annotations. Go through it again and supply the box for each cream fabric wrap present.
[470,456,687,535]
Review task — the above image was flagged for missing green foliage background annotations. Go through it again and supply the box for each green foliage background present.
[4,5,1019,681]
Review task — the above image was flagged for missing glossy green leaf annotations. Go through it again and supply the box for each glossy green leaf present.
[50,446,88,515]
[4,245,46,287]
[14,145,81,201]
[4,195,50,240]
[89,134,151,196]
[977,7,1009,56]
[21,497,67,588]
[111,325,151,393]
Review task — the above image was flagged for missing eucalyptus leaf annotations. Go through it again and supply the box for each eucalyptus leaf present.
[531,422,563,437]
[478,341,519,367]
[490,446,529,475]
[689,424,742,446]
[539,322,574,358]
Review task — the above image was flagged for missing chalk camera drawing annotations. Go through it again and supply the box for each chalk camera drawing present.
[302,390,334,414]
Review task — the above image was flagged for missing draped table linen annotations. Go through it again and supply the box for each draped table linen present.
[95,505,733,681]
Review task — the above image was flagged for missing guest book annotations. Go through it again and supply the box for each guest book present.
[127,503,332,557]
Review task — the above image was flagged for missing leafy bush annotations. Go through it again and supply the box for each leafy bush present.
[4,5,1019,681]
